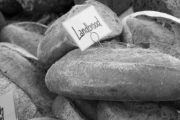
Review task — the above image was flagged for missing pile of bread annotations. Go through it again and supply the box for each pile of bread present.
[1,0,180,120]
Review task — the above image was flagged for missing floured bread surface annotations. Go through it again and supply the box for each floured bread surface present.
[123,14,180,59]
[98,102,178,120]
[46,45,180,101]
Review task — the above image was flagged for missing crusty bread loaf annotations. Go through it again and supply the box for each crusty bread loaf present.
[37,0,122,68]
[0,43,55,116]
[45,44,180,101]
[122,13,180,59]
[98,102,178,120]
[52,96,87,120]
[0,73,40,120]
[0,22,47,56]
[133,0,180,18]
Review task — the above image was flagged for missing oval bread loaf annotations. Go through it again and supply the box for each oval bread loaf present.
[0,43,55,115]
[46,45,180,101]
[0,22,47,56]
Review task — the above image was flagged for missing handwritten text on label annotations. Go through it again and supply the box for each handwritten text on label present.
[63,5,112,51]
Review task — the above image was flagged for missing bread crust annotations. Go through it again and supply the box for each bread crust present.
[98,102,178,120]
[37,0,122,68]
[0,43,54,115]
[46,46,180,101]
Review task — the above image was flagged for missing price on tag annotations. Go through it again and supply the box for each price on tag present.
[0,92,17,120]
[63,5,112,51]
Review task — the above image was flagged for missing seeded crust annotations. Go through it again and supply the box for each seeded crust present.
[46,45,180,101]
[133,0,180,17]
[98,102,178,120]
[37,0,122,68]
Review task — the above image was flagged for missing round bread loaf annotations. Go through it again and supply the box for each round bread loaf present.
[98,102,178,120]
[37,0,122,68]
[0,73,40,120]
[0,22,47,56]
[0,43,55,115]
[46,45,180,101]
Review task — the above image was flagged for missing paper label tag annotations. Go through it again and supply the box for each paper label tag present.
[62,5,112,51]
[0,92,17,120]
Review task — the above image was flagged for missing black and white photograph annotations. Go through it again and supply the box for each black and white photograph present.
[1,0,180,120]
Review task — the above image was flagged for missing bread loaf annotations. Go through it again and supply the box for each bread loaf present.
[122,11,180,59]
[45,45,180,101]
[37,0,122,68]
[0,22,47,56]
[98,102,178,120]
[0,43,55,115]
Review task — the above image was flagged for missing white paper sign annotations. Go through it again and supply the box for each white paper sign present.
[63,5,112,51]
[0,92,17,120]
